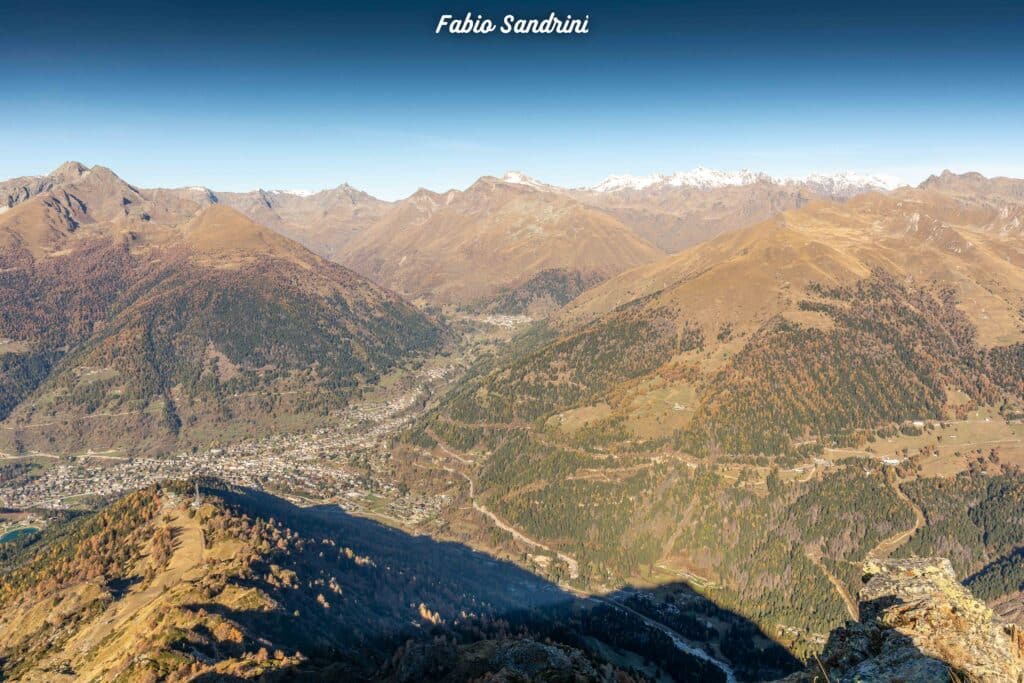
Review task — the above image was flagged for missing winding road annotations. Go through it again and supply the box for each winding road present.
[806,547,858,621]
[587,595,738,683]
[867,478,926,560]
[807,476,926,622]
[430,442,580,578]
[425,439,738,681]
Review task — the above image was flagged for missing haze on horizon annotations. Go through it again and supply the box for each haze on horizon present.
[1,0,1022,200]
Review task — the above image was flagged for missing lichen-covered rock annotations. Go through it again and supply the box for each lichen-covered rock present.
[780,557,1024,682]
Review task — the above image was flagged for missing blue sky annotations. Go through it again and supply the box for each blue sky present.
[2,0,1022,199]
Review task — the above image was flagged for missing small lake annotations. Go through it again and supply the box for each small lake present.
[0,527,38,543]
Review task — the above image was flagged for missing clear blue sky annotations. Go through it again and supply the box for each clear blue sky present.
[2,0,1022,199]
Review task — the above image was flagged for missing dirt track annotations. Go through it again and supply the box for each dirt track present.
[867,478,925,560]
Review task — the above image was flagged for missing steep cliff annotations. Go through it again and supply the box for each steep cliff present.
[783,557,1024,682]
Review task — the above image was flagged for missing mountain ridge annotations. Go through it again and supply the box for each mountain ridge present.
[0,479,734,682]
[584,167,902,194]
[338,173,665,306]
[0,164,447,454]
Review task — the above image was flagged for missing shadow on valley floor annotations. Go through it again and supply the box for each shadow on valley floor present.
[176,480,800,682]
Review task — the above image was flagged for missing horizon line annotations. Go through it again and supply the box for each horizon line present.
[11,160,1022,203]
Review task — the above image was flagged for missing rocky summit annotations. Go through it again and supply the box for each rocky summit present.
[783,557,1024,682]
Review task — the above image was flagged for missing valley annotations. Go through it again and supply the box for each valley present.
[0,326,470,515]
[408,389,1023,654]
[6,0,1024,677]
[4,296,1022,677]
[2,163,1024,681]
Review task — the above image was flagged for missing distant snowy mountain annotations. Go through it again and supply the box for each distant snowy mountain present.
[796,171,902,195]
[587,167,902,194]
[482,167,906,253]
[591,167,774,192]
[447,168,903,198]
[500,171,560,192]
[264,188,317,197]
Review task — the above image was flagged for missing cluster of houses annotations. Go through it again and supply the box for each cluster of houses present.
[0,363,460,527]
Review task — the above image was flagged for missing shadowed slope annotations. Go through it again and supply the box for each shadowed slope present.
[0,480,789,681]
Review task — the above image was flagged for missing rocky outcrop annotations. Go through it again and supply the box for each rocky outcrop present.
[782,558,1024,682]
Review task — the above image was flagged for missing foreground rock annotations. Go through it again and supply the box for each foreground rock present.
[782,557,1024,682]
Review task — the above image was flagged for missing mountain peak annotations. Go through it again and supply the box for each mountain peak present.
[589,167,772,192]
[500,170,555,191]
[266,188,317,198]
[409,187,443,201]
[588,168,900,193]
[919,169,992,189]
[181,204,305,259]
[84,164,132,184]
[49,160,90,181]
[798,170,901,194]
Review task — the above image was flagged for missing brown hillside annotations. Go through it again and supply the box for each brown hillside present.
[423,173,1024,462]
[0,481,614,681]
[148,184,391,259]
[180,204,318,269]
[563,184,1024,348]
[569,174,894,253]
[0,164,446,454]
[339,176,664,306]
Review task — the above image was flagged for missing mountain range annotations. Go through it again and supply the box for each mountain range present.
[110,166,901,308]
[566,169,900,253]
[3,160,1024,682]
[583,168,899,194]
[401,167,1024,663]
[147,183,391,262]
[420,170,1024,459]
[0,163,445,454]
[2,160,1018,454]
[338,175,663,308]
[560,173,1024,450]
[3,163,899,313]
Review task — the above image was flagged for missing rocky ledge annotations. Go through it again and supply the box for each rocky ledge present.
[782,557,1024,682]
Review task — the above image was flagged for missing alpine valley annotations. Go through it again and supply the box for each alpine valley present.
[2,162,1023,682]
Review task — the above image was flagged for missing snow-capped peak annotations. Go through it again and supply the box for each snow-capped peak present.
[500,171,555,191]
[794,171,902,194]
[590,173,664,192]
[591,167,772,192]
[271,188,317,197]
[667,167,772,189]
[589,167,902,194]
